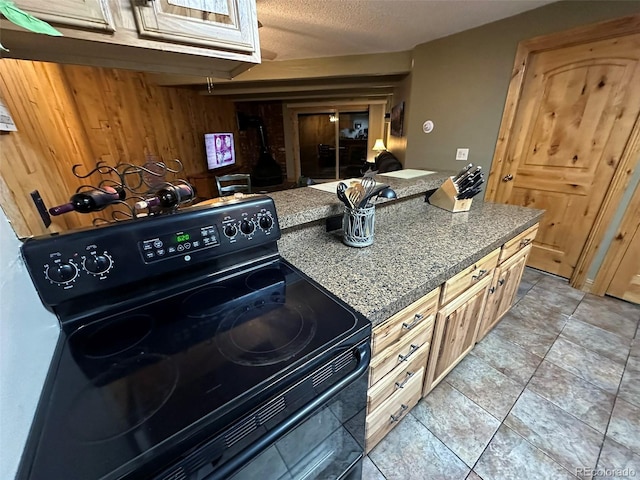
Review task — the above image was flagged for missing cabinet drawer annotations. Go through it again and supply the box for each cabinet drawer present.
[368,317,433,387]
[371,287,439,356]
[499,224,539,264]
[440,248,499,306]
[365,366,424,453]
[367,342,429,413]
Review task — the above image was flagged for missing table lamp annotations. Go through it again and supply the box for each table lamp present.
[370,138,387,164]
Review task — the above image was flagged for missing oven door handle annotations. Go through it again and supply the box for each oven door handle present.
[208,341,371,480]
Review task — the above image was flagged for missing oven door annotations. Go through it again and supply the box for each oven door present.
[226,370,368,480]
[156,340,370,480]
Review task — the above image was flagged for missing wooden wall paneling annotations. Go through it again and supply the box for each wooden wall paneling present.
[0,60,244,237]
[0,60,101,237]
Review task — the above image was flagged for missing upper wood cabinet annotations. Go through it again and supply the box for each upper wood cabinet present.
[13,0,116,32]
[3,0,261,77]
[132,0,256,52]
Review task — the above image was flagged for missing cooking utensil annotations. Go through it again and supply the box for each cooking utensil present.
[336,182,351,207]
[346,186,361,209]
[357,184,389,208]
[361,177,376,202]
[375,187,397,202]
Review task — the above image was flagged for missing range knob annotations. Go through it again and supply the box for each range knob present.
[83,253,113,275]
[259,215,273,231]
[45,262,78,284]
[224,224,238,238]
[240,219,255,235]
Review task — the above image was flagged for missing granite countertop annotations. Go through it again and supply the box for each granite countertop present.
[268,171,452,230]
[276,186,544,327]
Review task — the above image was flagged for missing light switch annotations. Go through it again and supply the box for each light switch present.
[456,148,469,161]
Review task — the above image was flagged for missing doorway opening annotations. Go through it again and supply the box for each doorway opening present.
[298,110,369,180]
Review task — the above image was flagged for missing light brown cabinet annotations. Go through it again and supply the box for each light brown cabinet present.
[364,287,439,452]
[362,224,540,451]
[477,244,531,342]
[3,0,260,77]
[132,0,257,52]
[12,0,115,31]
[423,273,493,395]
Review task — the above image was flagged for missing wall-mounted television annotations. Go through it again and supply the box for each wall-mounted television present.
[205,133,236,170]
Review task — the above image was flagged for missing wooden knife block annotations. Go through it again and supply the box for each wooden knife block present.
[428,177,473,213]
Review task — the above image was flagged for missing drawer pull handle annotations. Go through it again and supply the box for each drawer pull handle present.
[390,404,408,423]
[395,371,416,389]
[498,278,505,286]
[520,238,532,248]
[472,269,488,281]
[402,313,424,330]
[399,344,419,362]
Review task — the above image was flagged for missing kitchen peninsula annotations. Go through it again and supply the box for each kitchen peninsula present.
[4,170,543,478]
[270,170,543,452]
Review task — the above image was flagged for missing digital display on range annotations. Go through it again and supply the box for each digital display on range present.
[140,225,219,263]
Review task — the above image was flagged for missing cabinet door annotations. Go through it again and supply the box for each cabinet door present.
[477,244,531,342]
[424,275,492,395]
[15,0,115,31]
[131,0,258,53]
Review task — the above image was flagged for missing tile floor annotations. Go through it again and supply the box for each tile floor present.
[363,268,640,480]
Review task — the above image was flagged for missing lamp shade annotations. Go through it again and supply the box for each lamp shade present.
[372,139,386,152]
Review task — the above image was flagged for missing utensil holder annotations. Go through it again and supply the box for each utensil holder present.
[343,205,375,247]
[428,177,473,213]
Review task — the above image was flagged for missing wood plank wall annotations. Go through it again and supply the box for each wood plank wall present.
[0,59,242,238]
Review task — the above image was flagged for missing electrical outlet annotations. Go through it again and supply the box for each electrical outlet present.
[456,148,469,161]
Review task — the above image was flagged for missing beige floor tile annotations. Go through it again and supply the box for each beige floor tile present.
[412,382,500,467]
[505,389,603,475]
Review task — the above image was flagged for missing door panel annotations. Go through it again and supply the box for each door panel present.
[494,33,640,278]
[16,0,115,31]
[607,223,640,303]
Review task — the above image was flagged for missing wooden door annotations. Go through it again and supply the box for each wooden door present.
[592,178,640,304]
[489,31,640,279]
[131,0,258,54]
[607,224,640,303]
[15,0,115,31]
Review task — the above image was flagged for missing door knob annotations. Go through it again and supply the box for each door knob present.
[502,174,513,182]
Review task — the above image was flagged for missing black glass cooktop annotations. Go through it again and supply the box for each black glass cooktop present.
[21,260,368,480]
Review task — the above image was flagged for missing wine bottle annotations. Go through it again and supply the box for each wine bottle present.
[134,184,195,211]
[49,186,126,216]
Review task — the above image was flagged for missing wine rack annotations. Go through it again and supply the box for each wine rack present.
[36,157,196,227]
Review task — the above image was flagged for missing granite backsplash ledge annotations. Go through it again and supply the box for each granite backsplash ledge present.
[269,172,452,230]
[277,197,543,327]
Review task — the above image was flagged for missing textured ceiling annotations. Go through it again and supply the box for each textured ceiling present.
[257,0,555,61]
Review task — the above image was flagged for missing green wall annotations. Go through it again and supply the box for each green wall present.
[404,1,640,178]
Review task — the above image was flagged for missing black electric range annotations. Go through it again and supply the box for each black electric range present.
[19,195,371,480]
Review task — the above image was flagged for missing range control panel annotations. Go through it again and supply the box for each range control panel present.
[21,196,280,307]
[140,224,220,263]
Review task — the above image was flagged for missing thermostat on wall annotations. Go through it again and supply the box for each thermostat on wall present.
[422,120,434,134]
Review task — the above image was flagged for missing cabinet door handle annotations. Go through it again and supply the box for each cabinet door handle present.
[402,313,423,330]
[503,174,513,182]
[395,371,416,389]
[472,269,488,281]
[390,404,408,423]
[520,238,532,248]
[398,344,419,362]
[498,278,505,286]
[489,286,496,294]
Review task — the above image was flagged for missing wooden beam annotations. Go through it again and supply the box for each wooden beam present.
[146,51,414,86]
